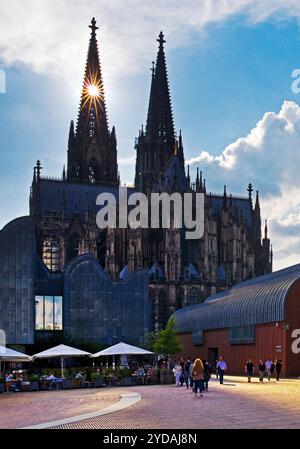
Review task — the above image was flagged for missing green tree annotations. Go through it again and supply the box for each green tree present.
[141,331,156,352]
[153,318,182,357]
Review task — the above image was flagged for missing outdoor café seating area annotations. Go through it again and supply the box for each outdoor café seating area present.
[0,342,173,394]
[1,366,162,393]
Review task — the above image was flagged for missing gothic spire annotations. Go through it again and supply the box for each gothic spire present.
[76,17,109,140]
[68,120,75,147]
[196,167,200,191]
[67,18,118,185]
[186,165,190,184]
[264,219,268,239]
[255,190,260,210]
[271,244,273,260]
[145,31,175,146]
[223,185,227,208]
[254,190,262,243]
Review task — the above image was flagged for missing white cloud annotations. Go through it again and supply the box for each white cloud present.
[187,100,300,271]
[1,1,300,271]
[1,0,300,86]
[185,151,215,166]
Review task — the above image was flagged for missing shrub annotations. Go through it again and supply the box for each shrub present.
[119,367,131,378]
[28,374,39,382]
[91,372,102,380]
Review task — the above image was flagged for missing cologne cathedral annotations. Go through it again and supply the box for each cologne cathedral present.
[32,17,272,328]
[0,19,272,347]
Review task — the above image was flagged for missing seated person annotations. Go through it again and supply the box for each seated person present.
[137,366,145,383]
[45,373,57,388]
[46,373,57,381]
[6,373,19,392]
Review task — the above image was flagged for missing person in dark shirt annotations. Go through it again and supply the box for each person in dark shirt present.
[202,360,211,391]
[245,359,255,382]
[275,359,282,381]
[258,360,266,382]
[180,358,185,386]
[184,357,192,389]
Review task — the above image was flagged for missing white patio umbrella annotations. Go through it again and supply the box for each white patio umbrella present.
[0,345,32,376]
[91,342,153,367]
[32,344,91,378]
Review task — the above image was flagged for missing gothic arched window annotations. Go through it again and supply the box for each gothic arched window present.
[66,233,80,262]
[158,289,169,330]
[42,237,60,272]
[176,288,185,310]
[88,158,98,183]
[89,108,96,138]
[76,162,81,179]
[188,287,199,306]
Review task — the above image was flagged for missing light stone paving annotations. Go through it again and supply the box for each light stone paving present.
[51,376,300,429]
[1,376,300,429]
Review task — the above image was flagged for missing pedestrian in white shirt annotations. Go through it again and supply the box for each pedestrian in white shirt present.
[173,362,182,386]
[216,356,227,384]
[265,360,274,381]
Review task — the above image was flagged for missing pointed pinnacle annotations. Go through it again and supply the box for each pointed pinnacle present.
[157,31,166,48]
[89,17,99,34]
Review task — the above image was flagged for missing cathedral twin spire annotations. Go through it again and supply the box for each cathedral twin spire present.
[67,18,118,185]
[146,31,175,148]
[135,30,184,190]
[67,19,183,189]
[76,17,109,140]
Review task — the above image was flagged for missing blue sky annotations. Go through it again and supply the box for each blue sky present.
[1,0,300,270]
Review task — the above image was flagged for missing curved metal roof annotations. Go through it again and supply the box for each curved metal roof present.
[173,264,300,333]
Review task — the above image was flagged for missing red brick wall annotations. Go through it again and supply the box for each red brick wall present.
[285,279,300,376]
[177,322,287,376]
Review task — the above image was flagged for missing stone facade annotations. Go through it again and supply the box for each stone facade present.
[27,18,273,335]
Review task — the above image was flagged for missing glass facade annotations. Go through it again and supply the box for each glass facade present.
[35,295,63,330]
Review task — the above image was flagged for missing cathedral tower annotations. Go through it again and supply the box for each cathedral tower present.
[135,32,184,192]
[67,18,118,185]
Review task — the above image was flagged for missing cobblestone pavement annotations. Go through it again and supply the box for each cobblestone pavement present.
[0,388,120,429]
[1,376,300,429]
[52,376,300,429]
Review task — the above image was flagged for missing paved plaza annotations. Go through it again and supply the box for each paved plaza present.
[1,376,300,429]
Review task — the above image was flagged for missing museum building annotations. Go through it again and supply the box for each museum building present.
[173,264,300,376]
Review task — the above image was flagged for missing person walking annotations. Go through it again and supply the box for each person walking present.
[215,360,219,380]
[173,362,182,386]
[275,359,282,381]
[192,358,204,397]
[184,357,192,389]
[245,359,255,382]
[189,359,195,392]
[216,356,227,385]
[265,359,273,381]
[180,357,185,386]
[203,360,211,391]
[258,360,265,382]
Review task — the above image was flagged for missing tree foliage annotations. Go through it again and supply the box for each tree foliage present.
[153,318,182,356]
